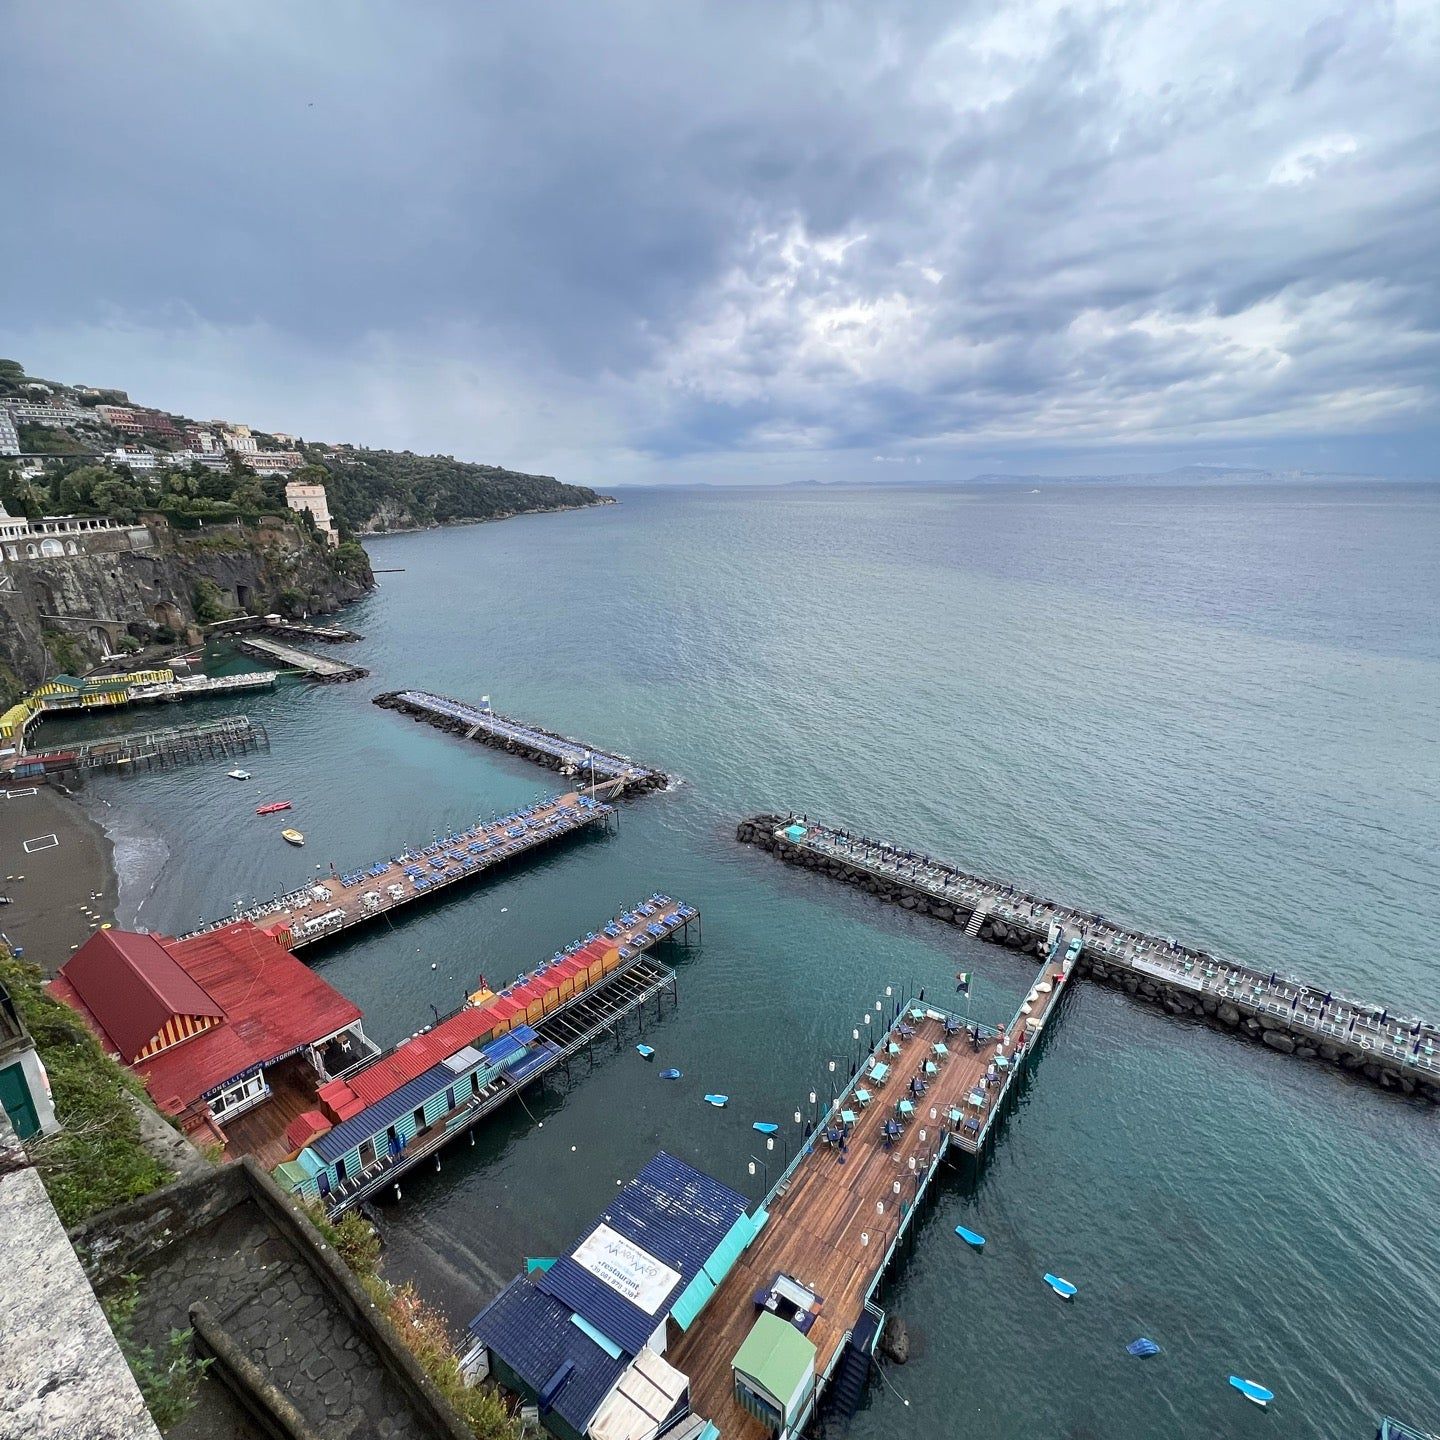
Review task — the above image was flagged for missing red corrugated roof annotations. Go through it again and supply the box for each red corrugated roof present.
[51,921,362,1116]
[57,929,223,1062]
[319,942,621,1117]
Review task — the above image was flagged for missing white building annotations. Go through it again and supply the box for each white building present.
[0,503,135,562]
[106,447,160,472]
[4,399,85,426]
[284,480,338,545]
[0,413,19,456]
[245,451,303,474]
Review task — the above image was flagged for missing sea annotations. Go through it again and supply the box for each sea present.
[61,480,1440,1438]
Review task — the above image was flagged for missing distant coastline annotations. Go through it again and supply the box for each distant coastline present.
[356,496,615,539]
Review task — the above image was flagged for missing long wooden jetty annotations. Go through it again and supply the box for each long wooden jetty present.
[665,970,1073,1438]
[738,813,1440,1103]
[231,634,368,682]
[274,895,700,1216]
[13,716,269,778]
[127,671,278,704]
[375,689,668,793]
[185,792,613,948]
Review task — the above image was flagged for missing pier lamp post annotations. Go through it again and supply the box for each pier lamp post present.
[747,1155,769,1197]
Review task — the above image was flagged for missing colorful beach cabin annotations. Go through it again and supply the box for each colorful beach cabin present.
[731,1311,818,1436]
[50,922,373,1158]
[463,1152,762,1440]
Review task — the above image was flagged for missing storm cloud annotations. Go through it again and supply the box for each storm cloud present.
[3,1,1437,481]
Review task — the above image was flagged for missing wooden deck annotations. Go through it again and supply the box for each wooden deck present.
[221,1054,326,1169]
[668,1012,987,1437]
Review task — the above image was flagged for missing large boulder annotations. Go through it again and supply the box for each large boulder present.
[880,1315,910,1364]
[1217,1003,1240,1026]
[1262,1031,1296,1054]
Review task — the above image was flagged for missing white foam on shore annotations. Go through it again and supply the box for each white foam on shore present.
[86,794,170,930]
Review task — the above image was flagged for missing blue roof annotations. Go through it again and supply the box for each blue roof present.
[312,1063,452,1163]
[536,1152,749,1356]
[468,1277,626,1433]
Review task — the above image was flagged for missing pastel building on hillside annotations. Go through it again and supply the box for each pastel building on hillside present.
[285,478,338,544]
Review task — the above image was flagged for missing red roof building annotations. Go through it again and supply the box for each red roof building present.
[51,921,372,1145]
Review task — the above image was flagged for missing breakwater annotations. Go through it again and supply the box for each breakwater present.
[374,688,668,793]
[737,813,1439,1103]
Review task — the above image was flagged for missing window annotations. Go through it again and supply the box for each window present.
[445,1087,456,1111]
[208,1069,268,1119]
[359,1138,377,1169]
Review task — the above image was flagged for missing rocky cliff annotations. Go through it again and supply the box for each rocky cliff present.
[0,516,372,704]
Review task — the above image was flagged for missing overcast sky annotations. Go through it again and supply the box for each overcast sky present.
[3,2,1437,484]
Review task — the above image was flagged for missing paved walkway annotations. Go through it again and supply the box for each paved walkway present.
[129,1200,431,1440]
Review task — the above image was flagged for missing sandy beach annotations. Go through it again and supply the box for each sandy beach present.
[0,784,118,976]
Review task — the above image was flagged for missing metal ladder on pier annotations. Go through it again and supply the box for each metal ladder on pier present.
[965,897,993,937]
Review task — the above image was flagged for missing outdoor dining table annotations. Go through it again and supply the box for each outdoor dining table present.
[841,1109,857,1127]
[897,1100,916,1118]
[855,1088,873,1106]
[933,1042,949,1057]
[968,1089,987,1108]
[887,1041,901,1056]
[994,1053,1010,1069]
[869,1062,890,1084]
[909,1007,928,1021]
[924,1061,938,1077]
[948,1107,963,1124]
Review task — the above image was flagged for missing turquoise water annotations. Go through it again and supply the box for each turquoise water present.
[75,482,1438,1437]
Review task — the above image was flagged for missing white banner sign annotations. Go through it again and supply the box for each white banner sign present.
[572,1224,680,1315]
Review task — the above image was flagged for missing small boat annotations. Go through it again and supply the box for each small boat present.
[1126,1338,1161,1358]
[704,1094,729,1107]
[1044,1273,1077,1299]
[635,1044,655,1059]
[1228,1377,1273,1408]
[256,801,292,816]
[228,769,251,781]
[659,1068,682,1080]
[280,828,305,847]
[954,1225,986,1249]
[752,1122,779,1135]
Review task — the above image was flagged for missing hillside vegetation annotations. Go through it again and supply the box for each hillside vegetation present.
[302,446,607,532]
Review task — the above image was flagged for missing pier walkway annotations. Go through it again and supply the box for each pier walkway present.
[231,634,368,682]
[296,896,699,1216]
[185,792,613,949]
[375,689,668,793]
[668,975,1072,1438]
[16,716,269,777]
[739,814,1439,1101]
[210,615,362,644]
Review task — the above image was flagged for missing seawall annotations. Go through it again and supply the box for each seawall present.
[737,814,1439,1104]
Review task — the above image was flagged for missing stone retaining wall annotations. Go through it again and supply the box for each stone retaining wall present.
[737,814,1438,1104]
[375,690,669,793]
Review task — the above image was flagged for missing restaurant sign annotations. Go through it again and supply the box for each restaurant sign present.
[572,1223,680,1314]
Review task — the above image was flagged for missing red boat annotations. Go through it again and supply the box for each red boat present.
[255,801,293,816]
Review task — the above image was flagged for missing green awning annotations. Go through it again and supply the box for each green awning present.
[732,1312,816,1419]
[670,1269,717,1330]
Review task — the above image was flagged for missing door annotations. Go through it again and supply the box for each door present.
[0,1063,39,1140]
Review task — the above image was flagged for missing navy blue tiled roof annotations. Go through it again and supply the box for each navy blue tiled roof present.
[468,1278,626,1434]
[536,1152,749,1356]
[312,1064,452,1164]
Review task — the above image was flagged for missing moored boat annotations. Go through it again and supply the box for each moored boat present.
[281,828,305,847]
[256,801,292,816]
[228,768,251,780]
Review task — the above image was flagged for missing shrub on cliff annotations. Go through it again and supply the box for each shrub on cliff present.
[191,579,229,624]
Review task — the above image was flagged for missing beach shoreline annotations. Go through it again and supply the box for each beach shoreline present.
[0,782,119,976]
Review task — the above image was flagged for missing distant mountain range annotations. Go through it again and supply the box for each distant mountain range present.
[776,464,1387,489]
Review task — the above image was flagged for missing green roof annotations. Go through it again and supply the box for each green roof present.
[732,1311,816,1406]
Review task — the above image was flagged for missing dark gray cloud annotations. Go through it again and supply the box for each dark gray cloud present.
[2,0,1436,481]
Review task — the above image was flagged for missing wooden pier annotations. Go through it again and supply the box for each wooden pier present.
[375,689,669,793]
[668,974,1072,1438]
[126,671,278,704]
[281,896,700,1217]
[231,634,369,682]
[17,716,270,777]
[185,792,614,949]
[738,813,1440,1103]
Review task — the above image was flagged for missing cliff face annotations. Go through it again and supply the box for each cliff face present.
[0,518,371,703]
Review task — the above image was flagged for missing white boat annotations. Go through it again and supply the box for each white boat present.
[228,769,251,781]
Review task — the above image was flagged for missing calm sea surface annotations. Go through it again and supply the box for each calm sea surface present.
[69,481,1439,1437]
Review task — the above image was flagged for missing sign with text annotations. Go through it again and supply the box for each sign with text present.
[572,1224,680,1315]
